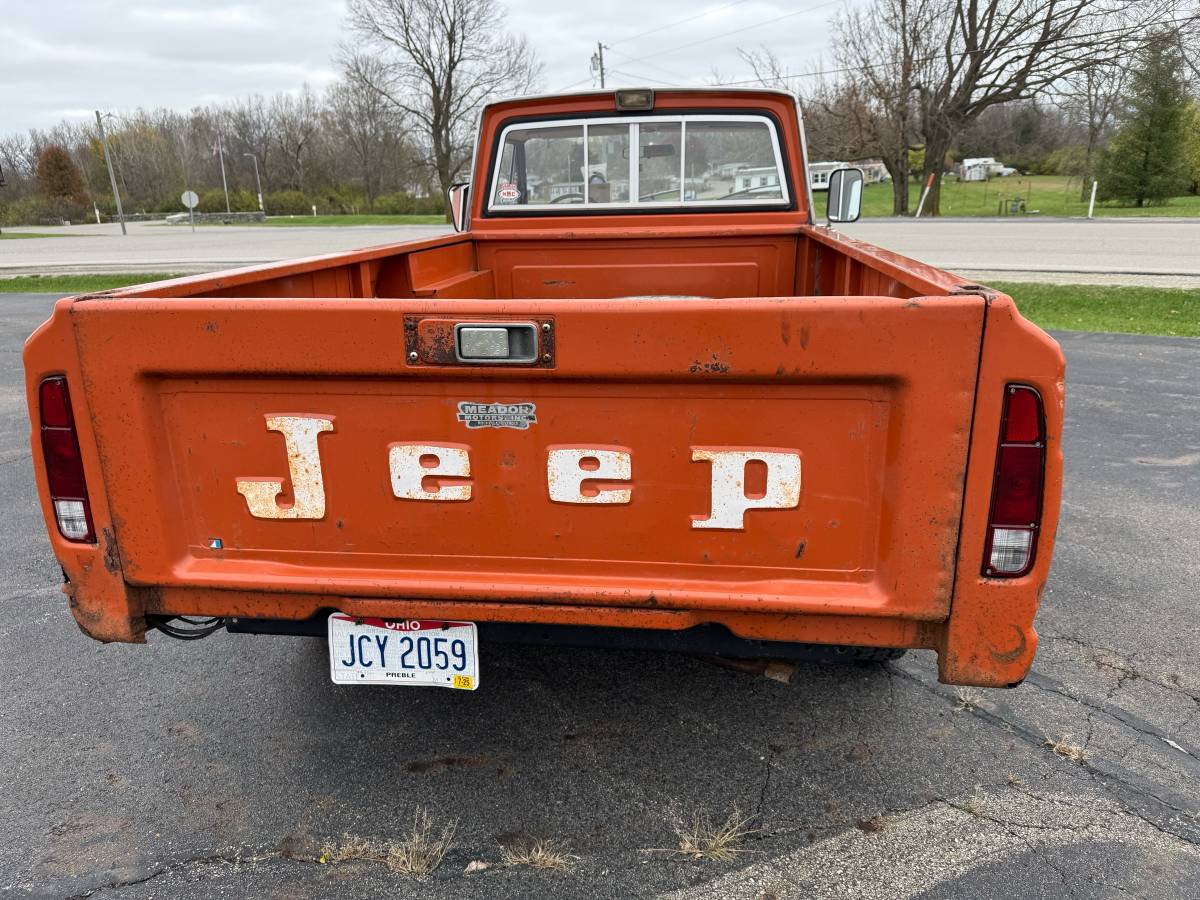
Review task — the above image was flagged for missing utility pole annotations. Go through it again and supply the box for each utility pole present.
[591,42,607,88]
[215,133,231,213]
[243,152,264,213]
[95,110,126,236]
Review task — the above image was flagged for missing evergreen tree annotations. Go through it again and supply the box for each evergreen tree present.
[1183,102,1200,196]
[1099,36,1191,207]
[35,145,87,205]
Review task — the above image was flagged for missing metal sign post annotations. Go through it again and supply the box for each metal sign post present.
[181,190,199,233]
[95,111,127,235]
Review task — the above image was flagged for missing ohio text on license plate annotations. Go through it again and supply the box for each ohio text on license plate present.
[327,614,479,689]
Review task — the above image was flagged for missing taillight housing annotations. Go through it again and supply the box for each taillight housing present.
[38,376,96,543]
[982,384,1045,577]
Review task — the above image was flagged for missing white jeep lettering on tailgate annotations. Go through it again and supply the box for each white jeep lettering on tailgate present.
[389,444,472,501]
[236,415,334,519]
[547,447,632,504]
[234,421,802,528]
[691,448,801,530]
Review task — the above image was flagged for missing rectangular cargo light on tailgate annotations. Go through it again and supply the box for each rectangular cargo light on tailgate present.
[983,384,1045,577]
[39,376,95,543]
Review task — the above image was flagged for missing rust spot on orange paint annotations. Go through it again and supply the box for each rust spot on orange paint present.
[101,528,122,576]
[990,624,1028,665]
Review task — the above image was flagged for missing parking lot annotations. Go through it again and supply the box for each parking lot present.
[2,293,1198,898]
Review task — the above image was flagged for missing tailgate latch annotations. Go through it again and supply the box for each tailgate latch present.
[404,317,555,367]
[456,323,538,363]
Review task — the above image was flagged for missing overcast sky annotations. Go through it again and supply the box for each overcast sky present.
[1,0,847,136]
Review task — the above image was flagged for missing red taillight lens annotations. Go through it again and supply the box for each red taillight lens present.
[38,377,96,543]
[1002,387,1042,443]
[983,385,1045,577]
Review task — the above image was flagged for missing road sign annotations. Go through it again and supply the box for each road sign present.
[181,190,199,209]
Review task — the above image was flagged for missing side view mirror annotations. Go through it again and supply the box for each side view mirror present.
[447,182,470,232]
[825,167,864,224]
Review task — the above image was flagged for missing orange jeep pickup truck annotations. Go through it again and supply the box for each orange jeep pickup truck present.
[24,89,1063,688]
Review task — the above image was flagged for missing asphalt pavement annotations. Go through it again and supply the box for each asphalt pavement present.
[1,294,1198,899]
[2,218,1199,287]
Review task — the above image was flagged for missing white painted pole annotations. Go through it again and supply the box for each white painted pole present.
[1087,180,1098,219]
[914,173,935,217]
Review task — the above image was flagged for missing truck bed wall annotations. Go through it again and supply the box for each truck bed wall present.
[132,229,940,304]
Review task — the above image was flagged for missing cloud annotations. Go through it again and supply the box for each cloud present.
[2,0,844,135]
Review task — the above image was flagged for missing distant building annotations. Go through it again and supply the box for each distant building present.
[735,166,780,193]
[809,161,848,191]
[851,159,890,184]
[959,157,1018,181]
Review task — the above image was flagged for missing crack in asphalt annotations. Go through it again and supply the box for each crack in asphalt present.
[1023,672,1200,766]
[46,846,282,899]
[887,666,1200,849]
[1044,632,1200,704]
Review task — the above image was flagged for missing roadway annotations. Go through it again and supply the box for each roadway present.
[2,217,1199,288]
[1,293,1198,898]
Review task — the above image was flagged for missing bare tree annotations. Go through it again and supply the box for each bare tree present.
[343,0,541,198]
[741,1,941,215]
[831,0,942,215]
[1056,63,1129,199]
[327,58,410,211]
[913,0,1170,214]
[270,89,322,192]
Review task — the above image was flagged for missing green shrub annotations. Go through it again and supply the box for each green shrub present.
[196,188,258,213]
[374,191,445,215]
[0,195,88,226]
[263,189,312,215]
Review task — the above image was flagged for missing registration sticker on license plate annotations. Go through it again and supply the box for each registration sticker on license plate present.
[327,614,479,689]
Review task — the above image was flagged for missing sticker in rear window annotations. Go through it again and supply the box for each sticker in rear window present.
[457,401,537,430]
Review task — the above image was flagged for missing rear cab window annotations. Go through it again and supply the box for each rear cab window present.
[488,115,789,213]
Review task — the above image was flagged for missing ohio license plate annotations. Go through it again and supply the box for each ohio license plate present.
[327,614,479,690]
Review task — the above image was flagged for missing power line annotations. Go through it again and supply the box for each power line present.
[613,0,843,70]
[555,0,840,92]
[606,69,684,87]
[606,0,757,50]
[604,46,695,84]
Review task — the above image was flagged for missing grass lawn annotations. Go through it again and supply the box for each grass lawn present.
[993,282,1200,338]
[859,175,1200,218]
[0,232,69,239]
[0,273,182,293]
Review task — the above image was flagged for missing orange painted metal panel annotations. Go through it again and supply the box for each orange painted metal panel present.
[21,92,1065,686]
[39,292,985,637]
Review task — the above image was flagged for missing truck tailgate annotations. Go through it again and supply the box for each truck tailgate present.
[67,294,984,623]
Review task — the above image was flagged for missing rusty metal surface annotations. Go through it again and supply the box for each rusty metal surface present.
[24,287,1002,662]
[19,90,1065,685]
[405,316,556,367]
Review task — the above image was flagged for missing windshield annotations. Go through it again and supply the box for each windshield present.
[489,115,788,211]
